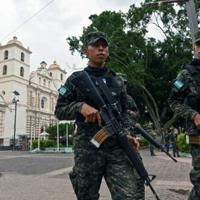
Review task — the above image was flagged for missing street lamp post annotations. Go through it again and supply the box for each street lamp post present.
[12,90,20,151]
[30,115,32,151]
[66,123,68,148]
[57,120,59,151]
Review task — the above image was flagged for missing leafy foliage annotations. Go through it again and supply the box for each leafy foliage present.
[46,122,75,146]
[177,133,190,153]
[138,138,149,147]
[32,140,58,150]
[66,2,193,126]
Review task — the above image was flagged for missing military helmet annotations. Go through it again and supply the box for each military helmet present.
[83,31,108,47]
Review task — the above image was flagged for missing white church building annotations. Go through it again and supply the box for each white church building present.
[0,36,66,146]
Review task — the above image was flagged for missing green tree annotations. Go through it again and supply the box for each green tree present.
[66,2,193,132]
[46,122,75,146]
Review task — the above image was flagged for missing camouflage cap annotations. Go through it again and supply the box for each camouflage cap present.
[83,31,108,47]
[194,30,200,44]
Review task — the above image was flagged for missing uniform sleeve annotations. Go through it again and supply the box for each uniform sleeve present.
[168,69,198,120]
[54,73,84,120]
[119,84,133,133]
[127,95,140,120]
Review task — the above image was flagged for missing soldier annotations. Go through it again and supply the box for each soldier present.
[116,73,145,199]
[149,129,156,156]
[145,122,156,156]
[170,128,180,157]
[169,31,200,200]
[127,94,140,121]
[126,94,145,200]
[55,31,143,200]
[164,129,171,153]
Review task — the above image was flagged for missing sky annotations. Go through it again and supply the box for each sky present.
[0,0,145,74]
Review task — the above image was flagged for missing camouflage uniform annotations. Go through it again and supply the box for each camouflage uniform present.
[126,94,145,200]
[55,64,140,198]
[169,58,200,200]
[146,123,156,156]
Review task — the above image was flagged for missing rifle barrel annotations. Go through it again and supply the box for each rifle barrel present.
[134,123,177,162]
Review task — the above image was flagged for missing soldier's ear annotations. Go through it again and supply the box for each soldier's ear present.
[82,47,89,58]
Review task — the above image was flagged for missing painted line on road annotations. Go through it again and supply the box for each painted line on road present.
[154,180,192,188]
[44,166,72,176]
[0,154,73,160]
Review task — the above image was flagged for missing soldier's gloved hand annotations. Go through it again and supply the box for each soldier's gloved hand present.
[80,103,102,126]
[127,134,140,150]
[193,113,200,130]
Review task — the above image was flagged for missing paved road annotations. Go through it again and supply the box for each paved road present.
[0,149,192,200]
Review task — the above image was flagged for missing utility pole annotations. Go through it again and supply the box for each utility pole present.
[185,0,198,44]
[146,0,199,45]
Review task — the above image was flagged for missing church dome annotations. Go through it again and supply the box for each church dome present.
[7,36,23,46]
[48,60,60,70]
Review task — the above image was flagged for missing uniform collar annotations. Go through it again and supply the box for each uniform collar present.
[84,65,108,77]
[190,58,200,66]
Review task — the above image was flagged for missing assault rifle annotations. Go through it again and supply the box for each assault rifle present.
[71,71,160,200]
[134,123,177,162]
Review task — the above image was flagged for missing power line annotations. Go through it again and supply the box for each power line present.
[0,0,56,41]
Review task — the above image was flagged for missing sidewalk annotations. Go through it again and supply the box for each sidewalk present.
[64,150,192,200]
[0,150,192,200]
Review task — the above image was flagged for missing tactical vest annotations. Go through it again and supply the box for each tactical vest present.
[75,68,124,123]
[184,64,200,112]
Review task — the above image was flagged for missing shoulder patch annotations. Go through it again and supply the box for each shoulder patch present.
[58,85,69,96]
[173,79,184,90]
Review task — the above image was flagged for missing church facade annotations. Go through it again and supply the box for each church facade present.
[0,37,66,146]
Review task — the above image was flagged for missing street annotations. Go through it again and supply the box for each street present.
[0,149,192,200]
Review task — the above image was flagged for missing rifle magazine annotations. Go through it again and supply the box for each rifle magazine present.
[90,127,109,148]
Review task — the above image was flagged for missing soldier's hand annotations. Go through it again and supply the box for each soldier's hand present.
[127,109,139,118]
[127,134,140,150]
[193,113,200,130]
[80,103,102,126]
[127,109,136,116]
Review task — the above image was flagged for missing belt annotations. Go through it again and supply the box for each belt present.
[189,135,200,144]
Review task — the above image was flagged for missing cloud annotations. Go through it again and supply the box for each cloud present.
[0,0,142,74]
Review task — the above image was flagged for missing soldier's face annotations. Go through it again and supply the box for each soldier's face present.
[85,39,109,67]
[194,42,200,59]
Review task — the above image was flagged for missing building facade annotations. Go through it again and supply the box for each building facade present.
[0,37,66,146]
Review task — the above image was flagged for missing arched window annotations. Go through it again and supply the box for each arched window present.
[43,79,46,86]
[21,52,25,62]
[39,77,41,85]
[20,67,24,77]
[41,98,45,109]
[4,50,8,60]
[41,97,47,109]
[60,73,63,81]
[3,65,7,75]
[49,72,52,77]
